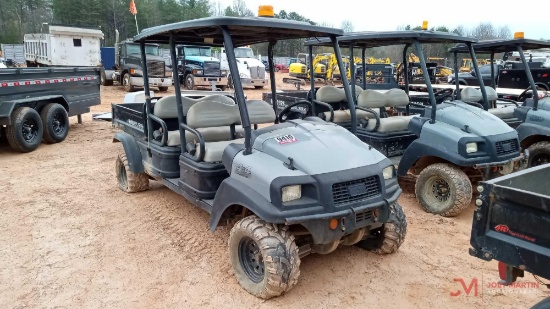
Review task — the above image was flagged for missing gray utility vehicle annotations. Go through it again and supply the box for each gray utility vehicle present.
[0,67,101,152]
[470,163,550,308]
[304,31,526,217]
[450,39,550,167]
[111,15,407,299]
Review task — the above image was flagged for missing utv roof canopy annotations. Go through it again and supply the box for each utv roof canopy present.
[449,38,550,53]
[133,16,343,46]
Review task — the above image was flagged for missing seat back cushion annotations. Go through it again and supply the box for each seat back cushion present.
[357,89,386,108]
[484,86,498,101]
[384,88,409,107]
[316,85,345,103]
[461,87,482,102]
[187,100,240,129]
[153,95,179,118]
[246,100,276,124]
[204,94,235,105]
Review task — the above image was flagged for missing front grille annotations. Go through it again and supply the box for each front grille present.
[249,66,265,79]
[147,60,165,77]
[332,176,380,206]
[203,61,220,76]
[495,139,519,155]
[355,210,374,223]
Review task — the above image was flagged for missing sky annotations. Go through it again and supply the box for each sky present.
[215,0,548,40]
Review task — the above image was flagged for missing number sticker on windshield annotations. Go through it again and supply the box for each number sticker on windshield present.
[275,134,297,145]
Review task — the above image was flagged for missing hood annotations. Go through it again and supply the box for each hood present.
[185,55,220,63]
[238,57,265,68]
[435,102,515,136]
[128,54,165,62]
[253,121,387,175]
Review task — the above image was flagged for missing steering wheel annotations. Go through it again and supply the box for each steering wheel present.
[278,100,313,123]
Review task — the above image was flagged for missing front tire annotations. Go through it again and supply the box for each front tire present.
[40,103,69,144]
[116,150,149,193]
[356,203,407,254]
[185,74,195,90]
[527,141,550,167]
[415,163,472,217]
[229,215,300,299]
[6,107,43,153]
[123,73,136,92]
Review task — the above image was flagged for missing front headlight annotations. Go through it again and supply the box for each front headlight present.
[383,165,395,180]
[282,185,301,203]
[130,68,143,76]
[466,142,478,153]
[192,69,203,75]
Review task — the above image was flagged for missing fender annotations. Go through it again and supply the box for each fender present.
[517,123,550,143]
[397,139,486,176]
[113,132,144,173]
[0,95,69,125]
[210,177,284,231]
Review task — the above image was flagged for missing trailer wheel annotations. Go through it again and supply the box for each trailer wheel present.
[415,163,472,217]
[527,141,550,167]
[158,86,169,92]
[40,103,69,144]
[6,107,43,153]
[116,150,149,193]
[356,203,407,254]
[229,215,300,299]
[184,74,195,90]
[123,73,136,92]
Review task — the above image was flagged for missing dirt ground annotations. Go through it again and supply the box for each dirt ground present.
[1,73,548,308]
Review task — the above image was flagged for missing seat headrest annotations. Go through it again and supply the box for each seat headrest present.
[357,89,386,108]
[461,87,482,102]
[484,86,498,101]
[187,100,240,129]
[384,88,409,107]
[204,94,235,105]
[246,100,275,124]
[153,95,179,118]
[316,85,345,103]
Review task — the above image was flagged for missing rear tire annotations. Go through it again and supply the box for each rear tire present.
[356,203,407,254]
[229,215,300,299]
[527,141,550,167]
[116,150,149,193]
[40,103,69,144]
[158,86,169,92]
[415,163,472,217]
[6,107,43,153]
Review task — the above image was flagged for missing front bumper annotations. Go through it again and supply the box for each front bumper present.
[131,76,172,88]
[474,152,528,180]
[240,78,267,87]
[192,76,228,87]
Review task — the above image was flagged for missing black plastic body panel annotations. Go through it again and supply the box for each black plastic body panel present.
[356,128,418,157]
[136,139,180,178]
[179,155,228,199]
[470,163,550,281]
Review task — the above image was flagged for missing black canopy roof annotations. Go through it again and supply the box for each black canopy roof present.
[449,38,550,53]
[305,30,478,48]
[133,16,343,47]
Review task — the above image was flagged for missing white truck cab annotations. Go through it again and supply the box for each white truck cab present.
[220,47,267,89]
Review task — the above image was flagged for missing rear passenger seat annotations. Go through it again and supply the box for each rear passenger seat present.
[461,87,516,119]
[316,85,371,122]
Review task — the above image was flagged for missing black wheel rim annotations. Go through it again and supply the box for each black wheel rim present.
[52,112,67,136]
[238,237,264,283]
[22,118,39,143]
[531,153,550,167]
[117,160,128,189]
[424,176,451,206]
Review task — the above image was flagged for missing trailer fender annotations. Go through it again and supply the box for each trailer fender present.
[0,95,69,125]
[209,177,284,231]
[113,132,144,173]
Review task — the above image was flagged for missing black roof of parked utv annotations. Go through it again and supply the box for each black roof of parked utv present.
[449,38,550,53]
[133,16,343,46]
[305,30,478,47]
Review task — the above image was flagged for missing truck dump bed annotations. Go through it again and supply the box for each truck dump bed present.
[470,163,550,281]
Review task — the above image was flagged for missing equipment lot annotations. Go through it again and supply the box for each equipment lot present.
[1,74,548,308]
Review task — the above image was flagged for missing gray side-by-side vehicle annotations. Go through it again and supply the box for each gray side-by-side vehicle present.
[111,14,406,299]
[303,31,527,217]
[450,39,550,167]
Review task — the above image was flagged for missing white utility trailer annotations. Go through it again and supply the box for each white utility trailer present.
[24,25,104,67]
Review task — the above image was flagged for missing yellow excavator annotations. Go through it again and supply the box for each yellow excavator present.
[288,52,327,81]
[459,58,491,72]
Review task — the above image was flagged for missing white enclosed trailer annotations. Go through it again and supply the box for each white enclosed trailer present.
[24,25,104,67]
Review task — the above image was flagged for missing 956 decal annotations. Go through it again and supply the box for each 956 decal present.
[275,134,297,144]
